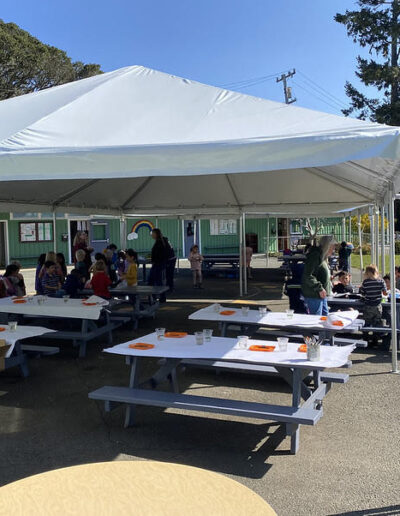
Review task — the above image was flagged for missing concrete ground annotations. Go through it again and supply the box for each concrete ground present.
[0,264,399,515]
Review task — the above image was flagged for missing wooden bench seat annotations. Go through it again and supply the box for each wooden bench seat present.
[21,344,60,356]
[89,386,322,425]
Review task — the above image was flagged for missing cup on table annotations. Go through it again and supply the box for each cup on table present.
[37,297,45,306]
[8,321,17,332]
[27,296,33,303]
[63,295,70,303]
[203,329,213,342]
[258,307,267,317]
[236,335,249,350]
[155,328,165,340]
[277,337,289,352]
[213,304,221,313]
[241,306,249,316]
[286,309,294,319]
[195,331,204,345]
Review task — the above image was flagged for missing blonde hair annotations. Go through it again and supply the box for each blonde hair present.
[75,249,86,261]
[73,231,87,247]
[45,251,56,262]
[365,264,379,279]
[319,235,336,260]
[92,260,106,274]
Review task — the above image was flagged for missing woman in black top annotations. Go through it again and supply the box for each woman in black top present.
[149,229,171,301]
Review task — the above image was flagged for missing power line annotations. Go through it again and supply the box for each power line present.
[291,80,345,114]
[221,70,287,88]
[298,70,347,109]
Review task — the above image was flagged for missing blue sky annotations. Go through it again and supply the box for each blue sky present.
[1,0,372,115]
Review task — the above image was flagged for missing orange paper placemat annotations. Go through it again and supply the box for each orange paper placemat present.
[82,302,97,306]
[249,345,275,352]
[0,328,5,332]
[164,332,188,338]
[129,343,155,350]
[13,299,26,304]
[320,316,327,321]
[332,320,344,326]
[220,310,236,316]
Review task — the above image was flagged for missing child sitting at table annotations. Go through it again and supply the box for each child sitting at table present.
[360,265,387,327]
[75,249,89,282]
[35,254,46,294]
[63,269,83,298]
[42,261,62,297]
[188,245,203,288]
[332,271,354,295]
[120,249,138,287]
[91,260,112,299]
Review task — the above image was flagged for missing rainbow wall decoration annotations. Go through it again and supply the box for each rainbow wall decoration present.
[127,220,155,241]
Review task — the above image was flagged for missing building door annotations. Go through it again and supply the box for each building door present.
[278,218,289,251]
[89,220,110,254]
[184,220,199,256]
[0,222,7,268]
[70,220,89,263]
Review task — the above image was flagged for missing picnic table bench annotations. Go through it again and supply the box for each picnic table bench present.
[89,333,354,454]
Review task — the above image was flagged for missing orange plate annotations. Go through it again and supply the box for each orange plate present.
[0,327,5,332]
[164,332,188,338]
[82,302,97,306]
[249,345,275,352]
[320,316,327,321]
[129,343,155,350]
[298,344,307,353]
[220,310,236,316]
[332,320,344,326]
[13,299,26,304]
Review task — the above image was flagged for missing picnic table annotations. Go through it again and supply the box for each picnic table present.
[137,256,152,282]
[279,254,307,264]
[0,324,55,377]
[202,254,240,276]
[82,285,169,328]
[0,297,117,358]
[189,305,363,344]
[89,332,354,454]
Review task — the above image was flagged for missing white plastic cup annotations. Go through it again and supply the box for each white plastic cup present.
[8,321,17,332]
[277,337,289,352]
[286,309,294,319]
[236,335,249,350]
[241,306,249,316]
[203,329,213,342]
[259,307,267,317]
[63,295,70,303]
[155,328,165,340]
[195,331,204,345]
[213,304,221,312]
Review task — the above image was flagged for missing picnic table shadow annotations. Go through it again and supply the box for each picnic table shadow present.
[327,505,400,516]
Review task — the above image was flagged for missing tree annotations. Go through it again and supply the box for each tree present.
[0,20,102,100]
[335,0,400,125]
[350,213,388,233]
[303,218,321,245]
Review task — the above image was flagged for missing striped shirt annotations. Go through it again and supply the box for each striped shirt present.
[360,278,386,306]
[42,273,60,297]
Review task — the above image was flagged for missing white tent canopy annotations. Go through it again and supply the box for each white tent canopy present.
[0,65,399,215]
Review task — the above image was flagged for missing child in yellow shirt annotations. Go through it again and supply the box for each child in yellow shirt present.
[121,249,138,286]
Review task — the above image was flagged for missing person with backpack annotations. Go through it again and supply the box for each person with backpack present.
[149,228,171,302]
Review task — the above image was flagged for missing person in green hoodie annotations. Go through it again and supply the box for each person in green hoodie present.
[301,235,336,315]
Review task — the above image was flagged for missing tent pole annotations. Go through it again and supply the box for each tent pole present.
[239,213,243,297]
[381,205,386,275]
[176,218,180,271]
[348,214,352,273]
[370,207,375,266]
[357,211,363,284]
[52,209,57,253]
[243,213,248,295]
[388,185,398,373]
[266,216,270,267]
[342,216,346,242]
[375,206,380,266]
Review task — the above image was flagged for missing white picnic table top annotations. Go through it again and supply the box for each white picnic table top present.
[0,297,105,321]
[105,332,355,370]
[189,305,360,330]
[0,324,55,358]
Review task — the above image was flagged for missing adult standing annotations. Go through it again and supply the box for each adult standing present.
[72,231,93,270]
[301,235,336,316]
[149,228,171,302]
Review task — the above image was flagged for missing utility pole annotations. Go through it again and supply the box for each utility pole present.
[276,69,297,104]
